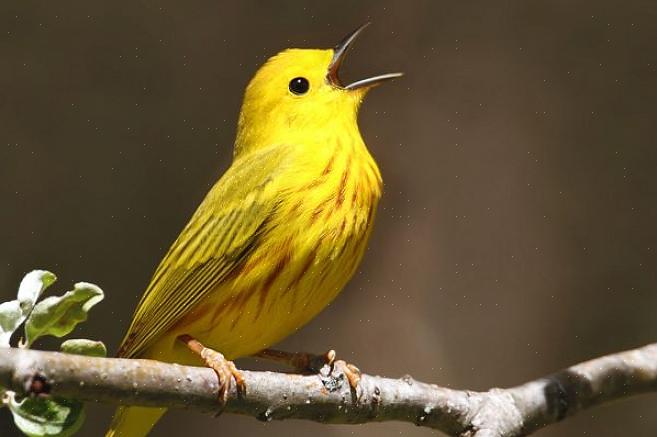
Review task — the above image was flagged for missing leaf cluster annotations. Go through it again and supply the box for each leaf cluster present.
[0,271,105,436]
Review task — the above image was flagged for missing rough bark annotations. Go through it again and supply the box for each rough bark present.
[1,343,656,436]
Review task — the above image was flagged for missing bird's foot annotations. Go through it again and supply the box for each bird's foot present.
[335,360,361,390]
[255,348,361,390]
[200,347,246,404]
[178,334,245,409]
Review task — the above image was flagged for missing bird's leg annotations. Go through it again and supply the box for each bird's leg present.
[177,334,245,407]
[254,348,361,389]
[255,348,335,372]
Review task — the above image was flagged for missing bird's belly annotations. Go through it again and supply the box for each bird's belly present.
[169,216,374,360]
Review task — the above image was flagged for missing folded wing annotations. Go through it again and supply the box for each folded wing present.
[117,145,291,358]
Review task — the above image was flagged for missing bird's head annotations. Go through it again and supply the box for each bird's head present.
[235,24,402,157]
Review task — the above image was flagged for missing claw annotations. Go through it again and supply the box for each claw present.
[200,347,245,406]
[307,349,336,372]
[178,334,245,411]
[338,361,361,390]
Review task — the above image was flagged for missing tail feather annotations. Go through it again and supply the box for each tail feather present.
[106,406,167,437]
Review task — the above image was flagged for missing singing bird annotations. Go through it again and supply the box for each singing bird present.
[107,24,402,436]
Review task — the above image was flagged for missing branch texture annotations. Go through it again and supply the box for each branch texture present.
[1,344,656,436]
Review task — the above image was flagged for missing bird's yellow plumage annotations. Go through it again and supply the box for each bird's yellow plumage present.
[107,25,401,436]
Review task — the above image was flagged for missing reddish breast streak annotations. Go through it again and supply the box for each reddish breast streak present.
[254,241,292,318]
[322,153,336,176]
[335,167,350,208]
[288,246,318,292]
[310,196,333,224]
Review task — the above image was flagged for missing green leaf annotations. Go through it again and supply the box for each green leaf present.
[60,339,107,358]
[8,394,85,437]
[0,300,23,347]
[0,271,57,348]
[24,282,104,347]
[17,270,57,314]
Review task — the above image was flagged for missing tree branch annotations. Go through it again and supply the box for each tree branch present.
[1,343,656,436]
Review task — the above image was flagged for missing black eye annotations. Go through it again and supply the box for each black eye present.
[289,77,310,95]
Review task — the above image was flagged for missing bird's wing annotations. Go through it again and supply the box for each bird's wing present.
[117,145,291,358]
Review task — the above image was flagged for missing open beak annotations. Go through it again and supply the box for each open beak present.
[327,23,404,90]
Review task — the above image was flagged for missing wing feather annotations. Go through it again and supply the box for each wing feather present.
[117,145,290,358]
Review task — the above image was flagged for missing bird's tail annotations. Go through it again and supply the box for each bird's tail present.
[106,406,167,437]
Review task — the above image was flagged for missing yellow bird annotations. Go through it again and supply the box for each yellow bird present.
[107,24,402,436]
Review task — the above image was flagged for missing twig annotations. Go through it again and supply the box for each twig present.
[0,343,656,436]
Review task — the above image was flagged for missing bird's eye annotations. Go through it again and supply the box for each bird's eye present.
[289,77,310,95]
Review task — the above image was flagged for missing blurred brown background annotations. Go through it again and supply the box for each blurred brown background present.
[2,1,657,436]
